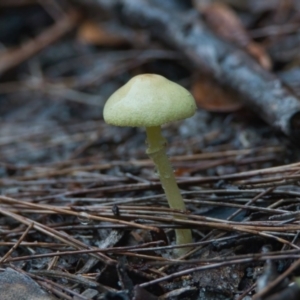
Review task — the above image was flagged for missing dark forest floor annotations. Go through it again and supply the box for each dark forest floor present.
[1,1,300,299]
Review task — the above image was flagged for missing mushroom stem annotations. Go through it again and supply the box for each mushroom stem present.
[145,126,192,252]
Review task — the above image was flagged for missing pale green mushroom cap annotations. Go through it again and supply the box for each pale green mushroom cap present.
[103,74,197,127]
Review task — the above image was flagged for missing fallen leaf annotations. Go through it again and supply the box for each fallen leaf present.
[194,1,271,70]
[192,76,243,112]
[77,21,128,46]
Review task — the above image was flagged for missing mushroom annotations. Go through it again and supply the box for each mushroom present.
[103,74,197,254]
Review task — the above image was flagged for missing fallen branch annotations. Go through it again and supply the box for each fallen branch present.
[79,0,300,139]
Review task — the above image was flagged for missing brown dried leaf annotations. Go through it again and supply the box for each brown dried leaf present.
[196,2,250,46]
[192,76,243,112]
[194,1,271,69]
[77,21,128,46]
[246,42,272,70]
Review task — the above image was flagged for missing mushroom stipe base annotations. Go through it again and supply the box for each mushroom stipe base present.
[146,126,192,254]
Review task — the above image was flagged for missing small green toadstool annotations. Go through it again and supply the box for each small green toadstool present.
[103,74,197,254]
